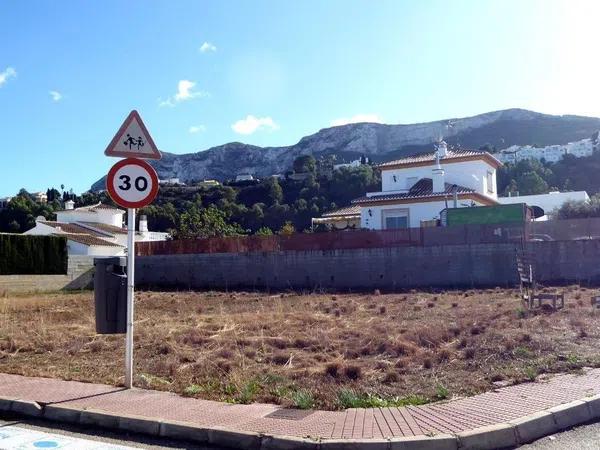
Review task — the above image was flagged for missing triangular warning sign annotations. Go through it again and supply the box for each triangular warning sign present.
[104,110,162,160]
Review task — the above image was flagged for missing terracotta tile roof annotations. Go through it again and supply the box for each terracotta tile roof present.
[40,221,107,237]
[59,202,124,213]
[58,233,123,247]
[351,178,475,204]
[321,205,361,217]
[89,203,125,212]
[79,222,128,235]
[378,149,502,168]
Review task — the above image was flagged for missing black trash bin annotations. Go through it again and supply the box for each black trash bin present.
[94,257,127,334]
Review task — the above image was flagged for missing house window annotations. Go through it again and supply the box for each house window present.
[487,171,494,193]
[382,209,409,229]
[385,216,408,229]
[406,177,418,190]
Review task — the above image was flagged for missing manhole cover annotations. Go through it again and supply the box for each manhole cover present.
[266,409,314,420]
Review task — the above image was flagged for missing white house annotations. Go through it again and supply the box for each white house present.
[235,174,255,182]
[498,191,590,220]
[492,136,597,164]
[0,197,12,209]
[33,192,48,204]
[352,142,502,229]
[25,202,169,256]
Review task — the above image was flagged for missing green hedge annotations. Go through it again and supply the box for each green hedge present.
[0,234,68,275]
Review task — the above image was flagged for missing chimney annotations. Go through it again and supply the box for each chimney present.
[432,153,445,193]
[139,215,149,233]
[65,200,75,210]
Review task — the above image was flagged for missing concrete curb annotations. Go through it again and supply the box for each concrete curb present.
[548,399,592,430]
[0,394,599,449]
[509,410,556,444]
[457,423,517,449]
[390,434,458,450]
[158,419,209,443]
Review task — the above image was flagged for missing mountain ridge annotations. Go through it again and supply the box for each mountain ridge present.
[91,108,600,191]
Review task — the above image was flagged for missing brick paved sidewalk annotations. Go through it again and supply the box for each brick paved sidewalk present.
[0,370,599,442]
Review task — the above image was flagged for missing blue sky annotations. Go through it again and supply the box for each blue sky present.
[1,0,599,196]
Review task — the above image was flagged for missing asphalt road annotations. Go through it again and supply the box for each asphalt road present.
[520,420,600,449]
[0,413,231,450]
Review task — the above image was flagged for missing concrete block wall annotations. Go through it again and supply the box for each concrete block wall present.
[528,240,600,285]
[136,240,600,291]
[136,243,521,290]
[0,256,95,294]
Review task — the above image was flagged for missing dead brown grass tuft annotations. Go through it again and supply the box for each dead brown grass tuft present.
[0,286,597,410]
[344,364,362,380]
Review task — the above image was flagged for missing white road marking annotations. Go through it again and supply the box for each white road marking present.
[0,425,138,449]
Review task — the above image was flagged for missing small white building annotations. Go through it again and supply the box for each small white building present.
[352,142,502,229]
[492,136,596,164]
[33,192,48,204]
[24,202,169,256]
[0,197,12,209]
[159,178,184,186]
[333,156,370,171]
[235,174,255,182]
[498,191,590,219]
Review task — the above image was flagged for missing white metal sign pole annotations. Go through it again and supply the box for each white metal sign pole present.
[125,207,136,388]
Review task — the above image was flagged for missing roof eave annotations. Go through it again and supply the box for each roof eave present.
[352,192,498,206]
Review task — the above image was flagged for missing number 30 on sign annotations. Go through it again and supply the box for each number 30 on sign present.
[106,158,159,209]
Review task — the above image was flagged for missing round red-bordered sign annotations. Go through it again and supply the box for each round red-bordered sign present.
[106,158,159,209]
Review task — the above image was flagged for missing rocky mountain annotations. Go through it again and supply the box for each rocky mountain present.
[91,108,600,191]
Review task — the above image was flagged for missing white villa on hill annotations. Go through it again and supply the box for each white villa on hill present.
[351,141,502,229]
[24,201,168,256]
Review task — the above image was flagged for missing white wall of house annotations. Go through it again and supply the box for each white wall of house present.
[56,209,123,227]
[360,198,488,229]
[498,191,590,218]
[380,160,498,200]
[66,240,125,256]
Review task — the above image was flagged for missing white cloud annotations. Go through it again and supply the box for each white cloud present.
[49,90,62,102]
[231,115,279,135]
[330,114,382,127]
[0,67,16,87]
[199,42,217,53]
[159,80,209,107]
[189,124,206,134]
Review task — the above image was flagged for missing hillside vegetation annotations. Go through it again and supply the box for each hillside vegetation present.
[3,151,600,236]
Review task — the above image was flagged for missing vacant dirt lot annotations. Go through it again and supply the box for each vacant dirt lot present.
[1,287,600,410]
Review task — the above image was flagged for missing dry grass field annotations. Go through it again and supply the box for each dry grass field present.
[1,287,600,410]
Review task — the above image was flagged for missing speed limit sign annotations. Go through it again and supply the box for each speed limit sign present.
[106,158,159,208]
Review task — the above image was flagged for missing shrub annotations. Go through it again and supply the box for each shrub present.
[291,389,315,409]
[435,384,449,400]
[237,379,260,404]
[524,366,537,381]
[337,389,429,409]
[0,234,67,274]
[183,384,203,396]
